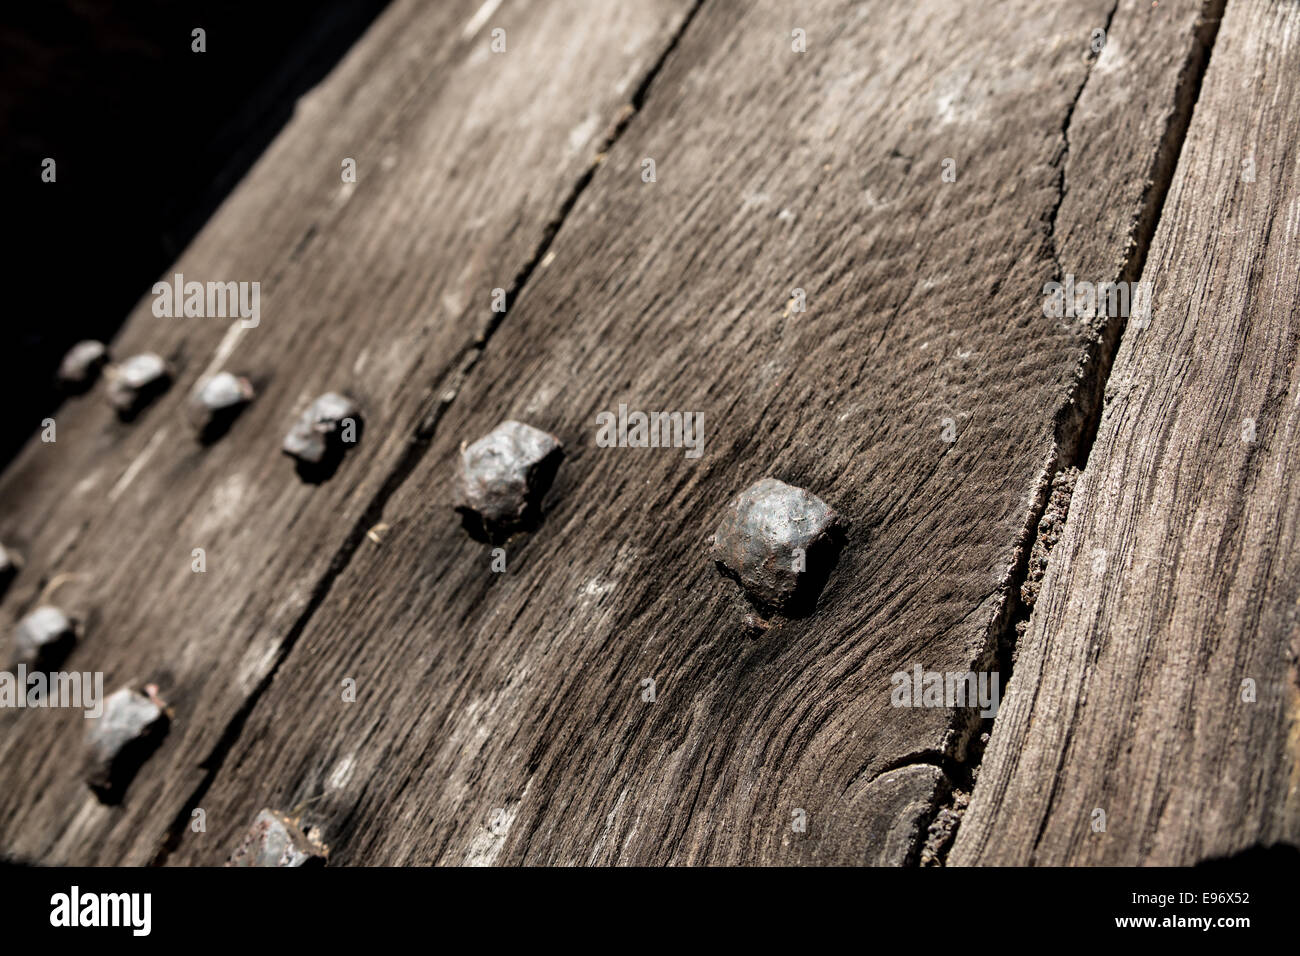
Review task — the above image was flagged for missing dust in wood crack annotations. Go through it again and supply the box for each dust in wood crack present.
[923,0,1228,866]
[147,0,709,867]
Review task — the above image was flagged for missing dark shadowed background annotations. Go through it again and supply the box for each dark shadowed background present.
[1,0,389,468]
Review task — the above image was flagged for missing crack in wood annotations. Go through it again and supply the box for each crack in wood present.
[1046,0,1121,287]
[928,0,1229,867]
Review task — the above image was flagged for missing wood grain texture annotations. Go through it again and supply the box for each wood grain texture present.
[951,0,1300,865]
[0,0,698,864]
[158,0,1220,865]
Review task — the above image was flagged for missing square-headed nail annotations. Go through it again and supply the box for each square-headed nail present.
[711,477,847,615]
[227,809,328,867]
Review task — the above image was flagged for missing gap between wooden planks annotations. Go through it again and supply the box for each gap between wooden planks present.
[953,0,1300,866]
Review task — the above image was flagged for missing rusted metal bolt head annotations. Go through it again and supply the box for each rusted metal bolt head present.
[282,392,361,466]
[85,684,170,804]
[456,420,563,536]
[227,809,328,867]
[187,371,254,442]
[57,340,109,391]
[12,605,78,671]
[711,477,847,614]
[105,352,172,418]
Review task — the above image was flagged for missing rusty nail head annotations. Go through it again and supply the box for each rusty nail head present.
[105,352,172,418]
[12,605,78,671]
[227,809,328,867]
[187,371,255,442]
[712,477,847,615]
[85,684,170,804]
[57,340,109,391]
[457,420,563,537]
[282,392,361,473]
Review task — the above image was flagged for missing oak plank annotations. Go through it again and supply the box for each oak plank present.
[951,0,1300,865]
[0,0,699,864]
[167,0,1222,865]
